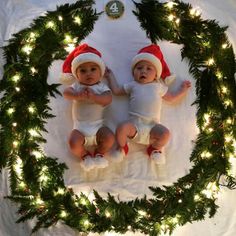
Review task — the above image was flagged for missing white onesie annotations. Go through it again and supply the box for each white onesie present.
[71,82,110,146]
[123,80,168,144]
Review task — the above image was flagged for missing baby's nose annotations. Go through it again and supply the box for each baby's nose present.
[141,68,147,73]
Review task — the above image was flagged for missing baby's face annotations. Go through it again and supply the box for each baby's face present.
[76,62,101,85]
[133,60,157,84]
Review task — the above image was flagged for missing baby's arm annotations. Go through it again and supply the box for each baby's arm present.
[162,80,191,103]
[86,88,112,106]
[104,68,126,95]
[63,87,87,101]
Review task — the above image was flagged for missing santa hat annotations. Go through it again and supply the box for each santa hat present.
[60,44,106,85]
[131,44,176,85]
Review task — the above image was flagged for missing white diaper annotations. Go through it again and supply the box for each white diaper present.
[130,117,157,145]
[73,119,103,147]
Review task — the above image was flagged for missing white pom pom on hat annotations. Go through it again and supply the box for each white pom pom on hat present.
[60,43,106,85]
[131,44,176,85]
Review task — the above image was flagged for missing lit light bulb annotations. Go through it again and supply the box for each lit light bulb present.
[32,151,43,159]
[58,15,63,21]
[190,8,201,16]
[65,43,75,53]
[19,181,26,188]
[80,197,87,205]
[39,174,49,182]
[57,188,65,195]
[166,1,175,9]
[202,189,212,198]
[13,140,19,148]
[195,9,201,16]
[161,223,168,231]
[12,74,21,82]
[201,151,212,158]
[216,71,223,79]
[175,18,180,24]
[46,21,55,28]
[26,32,37,43]
[172,216,179,224]
[64,34,73,43]
[222,43,227,49]
[207,182,218,192]
[168,14,174,21]
[41,166,48,172]
[222,86,227,94]
[12,122,17,127]
[29,129,39,137]
[194,194,200,201]
[138,210,147,216]
[190,9,195,15]
[207,58,214,66]
[7,108,15,115]
[31,31,36,36]
[83,219,90,226]
[74,16,81,25]
[28,106,35,113]
[35,197,44,205]
[31,67,37,74]
[203,183,219,197]
[22,45,33,55]
[105,210,111,218]
[197,34,203,39]
[60,210,68,218]
[224,99,232,106]
[224,100,232,107]
[203,41,210,47]
[15,87,20,92]
[208,128,213,133]
[225,135,233,143]
[204,114,210,123]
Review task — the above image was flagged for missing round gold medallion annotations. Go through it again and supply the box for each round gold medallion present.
[105,0,125,19]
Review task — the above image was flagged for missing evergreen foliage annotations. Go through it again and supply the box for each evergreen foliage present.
[0,0,235,235]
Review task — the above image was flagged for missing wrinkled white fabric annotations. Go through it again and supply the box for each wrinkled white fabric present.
[1,1,236,236]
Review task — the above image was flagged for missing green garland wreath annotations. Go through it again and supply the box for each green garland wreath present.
[0,0,236,235]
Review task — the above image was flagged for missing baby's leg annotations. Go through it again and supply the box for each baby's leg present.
[96,127,115,154]
[149,124,170,151]
[68,129,87,158]
[116,121,137,148]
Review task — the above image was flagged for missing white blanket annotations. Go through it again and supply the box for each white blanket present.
[1,0,236,235]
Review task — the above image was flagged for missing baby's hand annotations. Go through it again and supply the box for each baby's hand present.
[104,67,115,80]
[76,89,87,101]
[85,87,96,101]
[181,80,191,91]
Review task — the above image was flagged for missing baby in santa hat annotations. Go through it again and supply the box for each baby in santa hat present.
[105,44,191,164]
[61,43,115,171]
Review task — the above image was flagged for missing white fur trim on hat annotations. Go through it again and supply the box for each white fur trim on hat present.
[60,73,76,85]
[164,74,176,85]
[131,53,162,79]
[71,52,105,79]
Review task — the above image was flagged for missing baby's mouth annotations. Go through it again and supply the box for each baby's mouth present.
[140,75,146,80]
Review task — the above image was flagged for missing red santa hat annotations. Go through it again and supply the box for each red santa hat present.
[131,44,176,85]
[60,43,106,85]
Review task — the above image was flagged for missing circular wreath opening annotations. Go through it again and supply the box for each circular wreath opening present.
[0,0,236,235]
